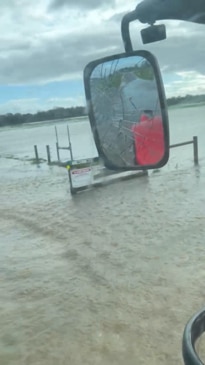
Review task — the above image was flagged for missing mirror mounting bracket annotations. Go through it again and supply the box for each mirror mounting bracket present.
[121,11,138,53]
[121,9,166,52]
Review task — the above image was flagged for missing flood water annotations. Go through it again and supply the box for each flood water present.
[1,106,205,365]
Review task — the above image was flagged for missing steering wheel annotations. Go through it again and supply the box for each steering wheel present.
[183,308,205,365]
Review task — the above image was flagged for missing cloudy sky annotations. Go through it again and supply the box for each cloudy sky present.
[0,0,205,114]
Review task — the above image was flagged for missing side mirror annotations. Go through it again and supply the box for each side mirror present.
[84,50,169,171]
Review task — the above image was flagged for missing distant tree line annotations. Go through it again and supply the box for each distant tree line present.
[166,94,205,106]
[0,106,86,127]
[1,94,205,127]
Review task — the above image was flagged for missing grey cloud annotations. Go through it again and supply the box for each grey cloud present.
[0,11,205,87]
[49,0,115,10]
[0,0,18,7]
[142,31,205,75]
[129,21,205,74]
[0,39,31,52]
[0,28,122,84]
[0,0,30,11]
[109,11,127,23]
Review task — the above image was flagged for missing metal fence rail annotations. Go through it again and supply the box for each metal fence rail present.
[170,136,198,165]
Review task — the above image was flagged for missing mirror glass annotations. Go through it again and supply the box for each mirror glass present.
[87,54,168,169]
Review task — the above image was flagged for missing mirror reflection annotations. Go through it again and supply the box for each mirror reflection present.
[89,55,165,168]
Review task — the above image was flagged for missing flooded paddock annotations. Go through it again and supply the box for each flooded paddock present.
[1,106,205,364]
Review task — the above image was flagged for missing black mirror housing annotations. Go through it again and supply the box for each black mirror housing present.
[84,50,170,171]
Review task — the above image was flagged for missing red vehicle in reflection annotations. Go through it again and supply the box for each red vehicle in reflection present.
[131,110,165,166]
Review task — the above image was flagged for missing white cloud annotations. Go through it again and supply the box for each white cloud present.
[0,95,85,114]
[165,71,205,97]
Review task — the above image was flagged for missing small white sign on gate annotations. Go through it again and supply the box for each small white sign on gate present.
[70,167,93,188]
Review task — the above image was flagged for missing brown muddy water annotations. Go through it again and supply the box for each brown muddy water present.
[1,106,205,365]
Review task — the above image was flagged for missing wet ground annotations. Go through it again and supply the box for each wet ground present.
[1,159,205,365]
[1,107,205,364]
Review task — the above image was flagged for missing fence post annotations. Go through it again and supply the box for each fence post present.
[56,142,60,161]
[34,145,39,164]
[67,125,73,161]
[193,136,198,165]
[46,145,51,165]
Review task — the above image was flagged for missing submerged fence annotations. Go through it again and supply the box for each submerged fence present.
[33,135,199,166]
[170,136,198,165]
[33,125,73,165]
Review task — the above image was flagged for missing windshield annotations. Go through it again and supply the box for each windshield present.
[1,1,205,365]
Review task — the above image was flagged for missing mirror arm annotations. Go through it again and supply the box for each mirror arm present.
[121,11,139,53]
[121,8,158,51]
